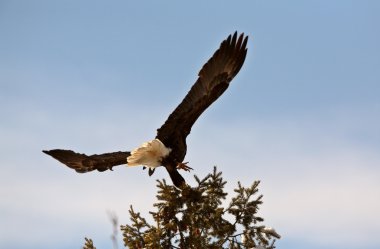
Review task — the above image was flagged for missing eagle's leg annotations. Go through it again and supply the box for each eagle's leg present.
[176,162,193,171]
[142,166,156,176]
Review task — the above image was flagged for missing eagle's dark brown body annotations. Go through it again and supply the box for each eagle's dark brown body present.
[44,32,248,188]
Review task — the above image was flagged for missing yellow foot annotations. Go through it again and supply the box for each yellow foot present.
[177,162,193,172]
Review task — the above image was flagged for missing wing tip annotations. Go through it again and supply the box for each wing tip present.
[42,149,58,157]
[221,31,249,52]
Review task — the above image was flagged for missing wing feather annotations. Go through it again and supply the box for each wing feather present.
[43,149,130,173]
[156,32,248,145]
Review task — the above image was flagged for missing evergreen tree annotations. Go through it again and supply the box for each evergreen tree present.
[84,167,280,249]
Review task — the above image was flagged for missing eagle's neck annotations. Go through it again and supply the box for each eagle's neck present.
[127,139,171,168]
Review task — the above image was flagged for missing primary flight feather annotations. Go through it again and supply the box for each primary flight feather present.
[44,32,248,188]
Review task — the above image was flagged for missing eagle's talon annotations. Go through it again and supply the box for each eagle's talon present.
[177,162,193,171]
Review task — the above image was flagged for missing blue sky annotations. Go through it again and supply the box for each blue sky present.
[1,1,379,248]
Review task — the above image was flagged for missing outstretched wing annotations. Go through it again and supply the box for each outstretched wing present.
[156,32,248,145]
[43,149,130,173]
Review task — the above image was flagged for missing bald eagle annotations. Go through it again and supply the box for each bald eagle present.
[43,32,248,188]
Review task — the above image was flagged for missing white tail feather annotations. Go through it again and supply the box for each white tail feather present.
[127,139,171,168]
